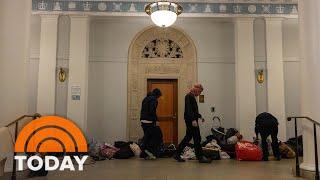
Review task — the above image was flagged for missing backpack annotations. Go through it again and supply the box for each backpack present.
[113,141,135,159]
[225,128,239,139]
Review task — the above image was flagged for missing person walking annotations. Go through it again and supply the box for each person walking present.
[174,84,211,163]
[140,88,163,160]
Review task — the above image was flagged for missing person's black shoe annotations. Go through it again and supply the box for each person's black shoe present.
[198,156,212,163]
[263,157,269,161]
[275,156,281,161]
[174,155,185,162]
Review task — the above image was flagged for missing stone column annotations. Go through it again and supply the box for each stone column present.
[265,18,286,141]
[299,0,320,172]
[234,18,257,140]
[67,15,90,132]
[37,14,59,115]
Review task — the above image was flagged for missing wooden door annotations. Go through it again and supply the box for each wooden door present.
[147,79,178,145]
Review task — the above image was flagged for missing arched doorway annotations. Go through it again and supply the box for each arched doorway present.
[127,26,197,142]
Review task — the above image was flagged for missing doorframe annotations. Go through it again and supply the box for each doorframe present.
[127,26,197,142]
[147,79,178,145]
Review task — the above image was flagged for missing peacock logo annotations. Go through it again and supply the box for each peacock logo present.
[14,116,88,171]
[15,116,87,153]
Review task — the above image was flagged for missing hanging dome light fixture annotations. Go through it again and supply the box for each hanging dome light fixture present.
[145,1,183,28]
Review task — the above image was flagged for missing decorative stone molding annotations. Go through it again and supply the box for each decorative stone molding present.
[142,39,183,58]
[32,0,298,17]
[128,26,197,141]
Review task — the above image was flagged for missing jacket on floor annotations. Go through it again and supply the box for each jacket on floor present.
[184,93,202,123]
[140,93,158,123]
[255,112,279,135]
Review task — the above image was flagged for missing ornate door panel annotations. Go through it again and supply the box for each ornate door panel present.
[148,79,178,145]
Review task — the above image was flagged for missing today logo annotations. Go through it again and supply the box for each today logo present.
[14,116,88,171]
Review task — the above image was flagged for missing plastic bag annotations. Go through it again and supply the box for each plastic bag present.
[181,146,196,160]
[130,143,142,157]
[205,139,221,150]
[220,151,231,159]
[236,141,263,161]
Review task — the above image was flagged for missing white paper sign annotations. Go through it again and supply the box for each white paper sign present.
[71,86,81,100]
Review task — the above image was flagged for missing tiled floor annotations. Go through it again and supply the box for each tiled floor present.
[24,158,305,180]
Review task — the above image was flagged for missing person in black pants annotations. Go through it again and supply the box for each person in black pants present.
[174,84,211,163]
[255,112,281,161]
[140,88,163,159]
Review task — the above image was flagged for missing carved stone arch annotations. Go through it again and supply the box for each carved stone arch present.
[128,26,197,141]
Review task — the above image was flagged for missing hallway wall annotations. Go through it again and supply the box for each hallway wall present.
[254,18,301,139]
[87,17,236,142]
[26,16,301,142]
[0,0,31,126]
[177,19,236,138]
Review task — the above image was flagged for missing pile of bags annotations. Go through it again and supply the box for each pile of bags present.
[208,126,299,161]
[203,139,230,160]
[88,139,177,161]
[206,128,243,159]
[87,130,301,162]
[180,140,230,161]
[88,139,141,161]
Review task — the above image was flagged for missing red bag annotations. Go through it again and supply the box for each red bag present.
[236,141,263,161]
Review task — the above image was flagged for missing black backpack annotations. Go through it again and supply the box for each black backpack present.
[225,128,239,139]
[113,141,135,159]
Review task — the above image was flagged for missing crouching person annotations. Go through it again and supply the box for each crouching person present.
[255,112,281,161]
[140,88,163,160]
[174,84,211,163]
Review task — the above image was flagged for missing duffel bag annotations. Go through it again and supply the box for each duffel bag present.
[236,141,263,161]
[113,143,135,159]
[279,142,296,159]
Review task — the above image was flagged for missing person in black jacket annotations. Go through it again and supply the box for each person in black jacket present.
[174,84,211,163]
[255,112,281,161]
[140,88,163,159]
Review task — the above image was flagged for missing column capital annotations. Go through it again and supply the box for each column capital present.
[69,15,91,24]
[39,14,59,19]
[264,17,285,22]
[69,14,90,19]
[233,17,255,23]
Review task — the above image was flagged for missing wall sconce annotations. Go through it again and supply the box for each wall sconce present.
[256,69,264,84]
[57,67,68,83]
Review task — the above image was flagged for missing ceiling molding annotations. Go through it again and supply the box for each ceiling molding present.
[32,0,298,17]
